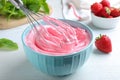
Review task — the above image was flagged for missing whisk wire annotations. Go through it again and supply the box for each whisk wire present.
[17,2,55,47]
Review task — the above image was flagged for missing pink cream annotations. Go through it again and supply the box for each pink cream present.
[25,25,90,56]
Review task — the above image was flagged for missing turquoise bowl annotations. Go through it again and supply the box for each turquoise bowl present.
[22,20,94,76]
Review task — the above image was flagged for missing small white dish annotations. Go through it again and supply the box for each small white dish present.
[91,13,120,29]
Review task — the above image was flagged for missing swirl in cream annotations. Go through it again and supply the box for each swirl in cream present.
[25,25,90,55]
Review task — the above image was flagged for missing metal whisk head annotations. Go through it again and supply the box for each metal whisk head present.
[9,0,44,32]
[9,0,78,52]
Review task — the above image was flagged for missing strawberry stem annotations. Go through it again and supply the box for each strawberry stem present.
[96,34,102,40]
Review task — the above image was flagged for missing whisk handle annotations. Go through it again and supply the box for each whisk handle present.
[8,0,23,9]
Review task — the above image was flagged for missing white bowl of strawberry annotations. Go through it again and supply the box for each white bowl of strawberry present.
[91,0,120,29]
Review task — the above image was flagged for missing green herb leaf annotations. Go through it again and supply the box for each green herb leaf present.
[0,38,18,51]
[28,3,41,13]
[0,3,3,9]
[40,2,50,14]
[0,0,50,20]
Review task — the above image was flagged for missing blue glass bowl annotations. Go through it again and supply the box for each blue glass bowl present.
[22,20,94,76]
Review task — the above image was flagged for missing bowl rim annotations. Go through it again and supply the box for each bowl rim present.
[91,12,120,20]
[21,19,94,57]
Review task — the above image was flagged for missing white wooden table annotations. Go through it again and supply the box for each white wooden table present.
[0,0,120,80]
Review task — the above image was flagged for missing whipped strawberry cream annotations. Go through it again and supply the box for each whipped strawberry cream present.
[25,25,90,56]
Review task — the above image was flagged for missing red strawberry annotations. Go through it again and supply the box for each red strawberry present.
[100,0,110,7]
[95,34,112,53]
[91,2,103,14]
[109,7,115,11]
[100,7,111,17]
[110,8,120,17]
[107,15,113,18]
[95,12,102,17]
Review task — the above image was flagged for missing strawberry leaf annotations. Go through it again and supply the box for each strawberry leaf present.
[106,7,111,15]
